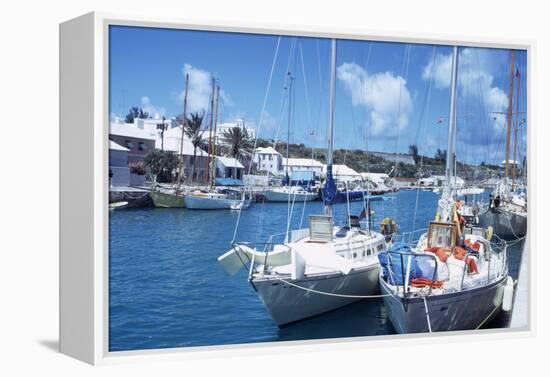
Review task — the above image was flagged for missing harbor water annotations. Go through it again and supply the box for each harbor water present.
[109,190,525,351]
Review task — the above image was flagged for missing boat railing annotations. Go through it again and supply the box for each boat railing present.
[232,232,292,275]
[381,249,439,297]
[382,235,508,299]
[392,228,428,247]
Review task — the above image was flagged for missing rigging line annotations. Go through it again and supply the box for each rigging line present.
[412,45,436,233]
[393,43,412,221]
[274,38,297,151]
[362,41,374,174]
[231,35,281,244]
[473,49,491,165]
[299,39,313,131]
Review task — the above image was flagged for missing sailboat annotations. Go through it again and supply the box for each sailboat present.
[184,80,252,210]
[478,50,527,239]
[150,73,190,208]
[379,46,511,334]
[218,39,391,326]
[265,73,318,203]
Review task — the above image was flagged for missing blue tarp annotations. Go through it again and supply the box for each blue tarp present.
[378,243,421,285]
[214,178,244,186]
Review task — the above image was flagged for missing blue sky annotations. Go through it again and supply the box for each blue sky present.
[109,25,527,165]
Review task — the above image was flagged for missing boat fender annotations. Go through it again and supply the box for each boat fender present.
[485,226,494,241]
[502,276,514,312]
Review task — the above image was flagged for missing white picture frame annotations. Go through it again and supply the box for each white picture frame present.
[59,11,534,365]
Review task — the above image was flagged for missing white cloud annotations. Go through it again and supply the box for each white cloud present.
[140,96,166,119]
[178,64,233,114]
[337,62,413,137]
[422,48,509,132]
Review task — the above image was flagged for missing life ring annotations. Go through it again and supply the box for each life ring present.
[380,218,397,236]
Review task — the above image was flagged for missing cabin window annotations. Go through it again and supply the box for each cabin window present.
[138,141,145,151]
[125,140,133,149]
[353,252,357,258]
[377,244,384,251]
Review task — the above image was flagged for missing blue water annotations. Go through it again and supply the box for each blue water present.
[109,190,525,351]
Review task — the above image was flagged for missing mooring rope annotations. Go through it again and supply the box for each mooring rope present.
[274,277,391,299]
[422,296,433,333]
[476,303,500,330]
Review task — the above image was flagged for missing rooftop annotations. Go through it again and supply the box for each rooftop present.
[109,140,130,152]
[332,164,361,177]
[282,157,324,167]
[255,146,280,155]
[216,156,244,169]
[110,122,157,141]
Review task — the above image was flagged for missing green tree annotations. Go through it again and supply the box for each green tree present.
[434,149,447,165]
[409,144,419,166]
[144,150,179,183]
[125,106,150,123]
[221,126,253,177]
[183,112,205,181]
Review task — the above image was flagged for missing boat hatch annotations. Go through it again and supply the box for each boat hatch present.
[309,215,333,242]
[427,222,458,249]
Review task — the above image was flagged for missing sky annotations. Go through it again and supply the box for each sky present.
[109,25,528,165]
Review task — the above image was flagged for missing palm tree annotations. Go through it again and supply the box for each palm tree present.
[409,144,419,166]
[183,112,205,181]
[221,126,253,178]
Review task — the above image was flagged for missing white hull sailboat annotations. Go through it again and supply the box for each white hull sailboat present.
[264,186,317,202]
[221,224,386,326]
[379,46,511,334]
[184,190,251,210]
[218,39,391,326]
[478,51,527,239]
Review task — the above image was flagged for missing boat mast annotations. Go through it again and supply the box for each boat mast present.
[438,45,458,222]
[205,78,216,185]
[512,68,520,191]
[176,73,189,195]
[285,72,293,185]
[504,50,515,180]
[325,38,337,217]
[211,85,220,188]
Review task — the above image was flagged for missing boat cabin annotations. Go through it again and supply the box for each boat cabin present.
[427,221,459,249]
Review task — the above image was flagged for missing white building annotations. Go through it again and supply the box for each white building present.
[331,164,362,182]
[254,146,282,175]
[419,175,465,188]
[215,156,245,181]
[109,141,130,187]
[202,119,257,144]
[216,119,256,140]
[282,157,325,176]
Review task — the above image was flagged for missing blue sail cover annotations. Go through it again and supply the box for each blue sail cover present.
[322,165,338,206]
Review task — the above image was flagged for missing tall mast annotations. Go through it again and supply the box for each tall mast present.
[285,73,293,184]
[445,46,458,189]
[205,78,215,184]
[504,50,515,179]
[438,45,458,222]
[512,68,520,191]
[176,73,189,195]
[324,38,337,217]
[211,85,220,187]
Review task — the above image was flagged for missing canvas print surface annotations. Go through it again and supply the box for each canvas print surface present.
[108,25,528,351]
